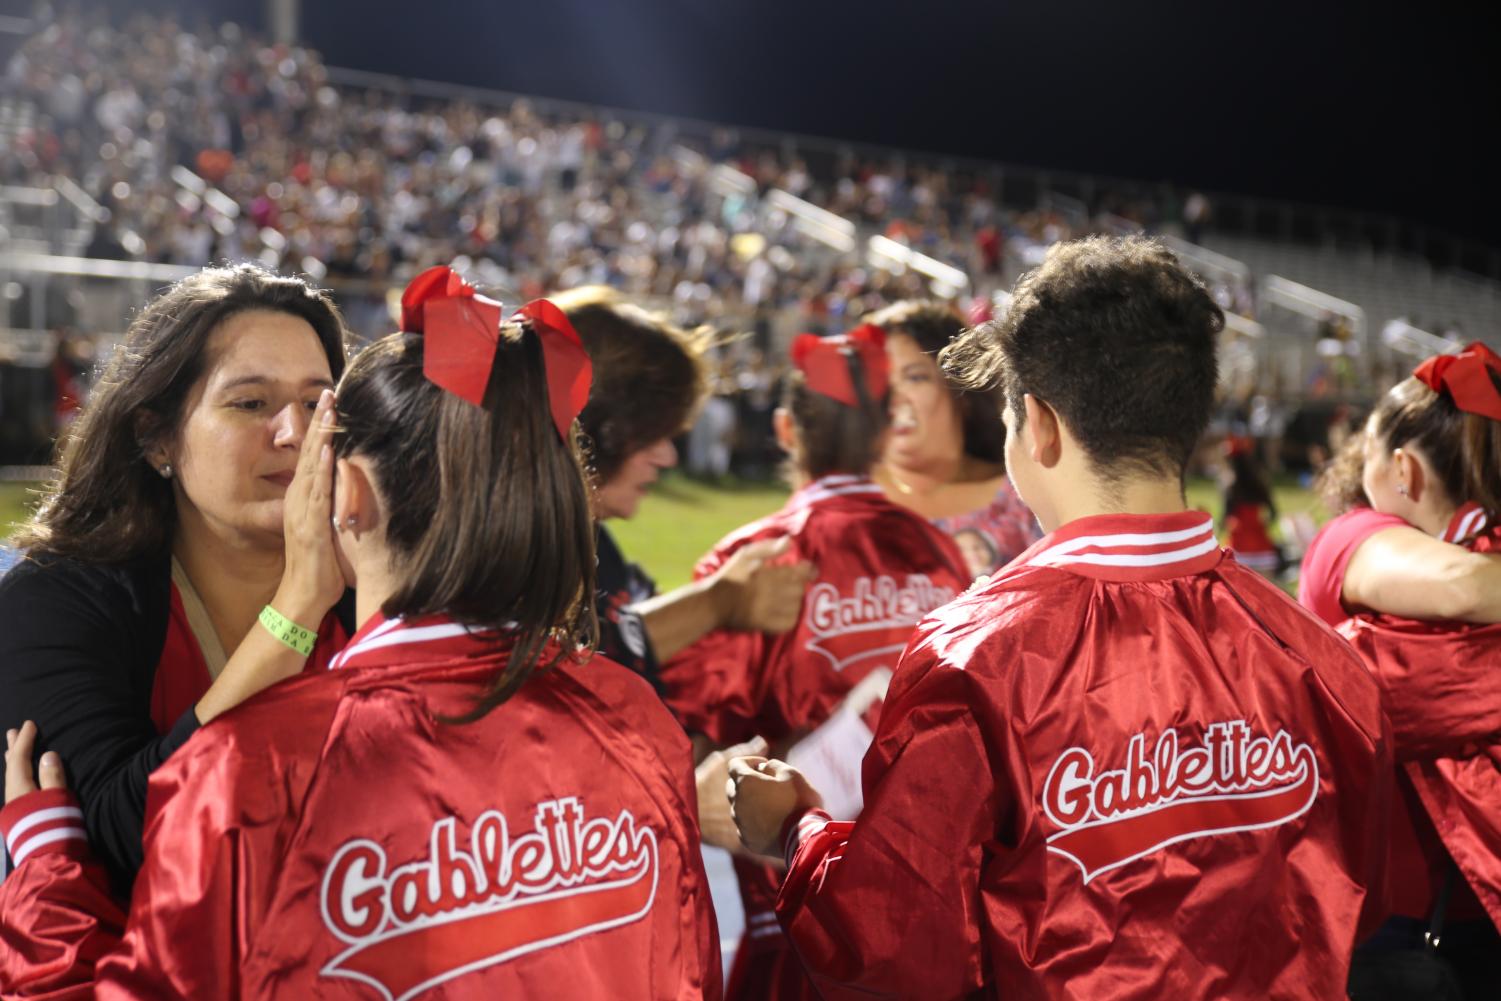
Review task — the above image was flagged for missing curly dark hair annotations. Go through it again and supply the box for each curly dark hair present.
[550,287,708,485]
[941,236,1223,482]
[862,300,1005,464]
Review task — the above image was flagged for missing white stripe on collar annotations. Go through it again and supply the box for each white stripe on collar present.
[794,475,884,507]
[329,616,402,669]
[331,618,485,670]
[1030,516,1219,570]
[1441,505,1488,544]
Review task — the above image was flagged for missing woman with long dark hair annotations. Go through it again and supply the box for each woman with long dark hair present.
[0,264,354,891]
[1,268,720,999]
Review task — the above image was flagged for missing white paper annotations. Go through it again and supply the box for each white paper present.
[785,668,892,821]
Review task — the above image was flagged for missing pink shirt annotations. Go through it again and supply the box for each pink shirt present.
[1298,508,1409,626]
[931,478,1042,579]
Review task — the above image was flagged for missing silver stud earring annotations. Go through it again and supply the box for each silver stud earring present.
[345,515,358,529]
[158,463,173,479]
[1397,484,1409,498]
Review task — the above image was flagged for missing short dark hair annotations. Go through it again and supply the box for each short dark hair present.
[18,264,349,561]
[550,287,707,485]
[782,349,890,480]
[1318,373,1501,516]
[335,323,597,720]
[942,236,1223,481]
[862,300,1005,463]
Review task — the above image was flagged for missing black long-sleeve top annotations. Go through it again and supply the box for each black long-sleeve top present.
[0,552,354,894]
[0,551,195,894]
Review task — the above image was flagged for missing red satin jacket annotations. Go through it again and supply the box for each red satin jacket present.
[659,474,969,1001]
[0,613,721,1000]
[774,511,1393,1001]
[1336,504,1501,930]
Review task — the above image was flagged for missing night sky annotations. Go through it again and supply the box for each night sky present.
[94,0,1501,247]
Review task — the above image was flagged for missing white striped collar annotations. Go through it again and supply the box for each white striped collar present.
[1439,502,1490,545]
[1018,511,1224,581]
[329,612,503,671]
[786,474,886,511]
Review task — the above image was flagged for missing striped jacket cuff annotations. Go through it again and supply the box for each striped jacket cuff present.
[1,788,88,867]
[782,807,831,868]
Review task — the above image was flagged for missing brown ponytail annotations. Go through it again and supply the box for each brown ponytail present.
[334,322,597,720]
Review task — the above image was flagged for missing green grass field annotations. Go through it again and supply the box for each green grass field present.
[615,472,1330,590]
[1,482,40,540]
[2,474,1329,590]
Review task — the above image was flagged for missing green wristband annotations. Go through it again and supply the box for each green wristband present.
[259,605,317,657]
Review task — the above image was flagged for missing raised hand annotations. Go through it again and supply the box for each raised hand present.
[273,388,346,624]
[715,537,817,634]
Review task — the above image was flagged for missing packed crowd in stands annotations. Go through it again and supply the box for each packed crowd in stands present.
[0,9,1251,475]
[3,7,1194,342]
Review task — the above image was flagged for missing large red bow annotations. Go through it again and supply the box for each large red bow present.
[789,324,890,407]
[513,298,592,442]
[1413,341,1501,422]
[399,267,592,439]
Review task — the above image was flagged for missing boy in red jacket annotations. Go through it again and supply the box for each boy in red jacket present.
[730,236,1392,1001]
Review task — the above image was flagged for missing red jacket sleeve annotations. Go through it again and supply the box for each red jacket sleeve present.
[89,736,285,1000]
[0,790,124,999]
[1339,617,1501,759]
[659,533,775,746]
[774,640,997,1000]
[660,627,769,746]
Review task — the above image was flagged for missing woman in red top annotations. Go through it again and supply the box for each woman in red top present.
[665,325,969,1001]
[0,268,720,999]
[1299,342,1501,1000]
[0,265,354,892]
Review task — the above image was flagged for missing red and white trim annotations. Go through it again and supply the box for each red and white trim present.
[747,911,783,941]
[1440,502,1490,545]
[786,474,885,512]
[783,808,833,867]
[1,788,88,867]
[329,612,506,671]
[1019,512,1224,581]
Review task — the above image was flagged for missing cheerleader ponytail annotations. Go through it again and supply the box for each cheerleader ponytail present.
[335,268,599,721]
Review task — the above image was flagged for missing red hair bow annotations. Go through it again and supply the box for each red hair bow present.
[789,324,890,407]
[513,298,592,442]
[1224,434,1254,458]
[399,267,592,439]
[1413,341,1501,422]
